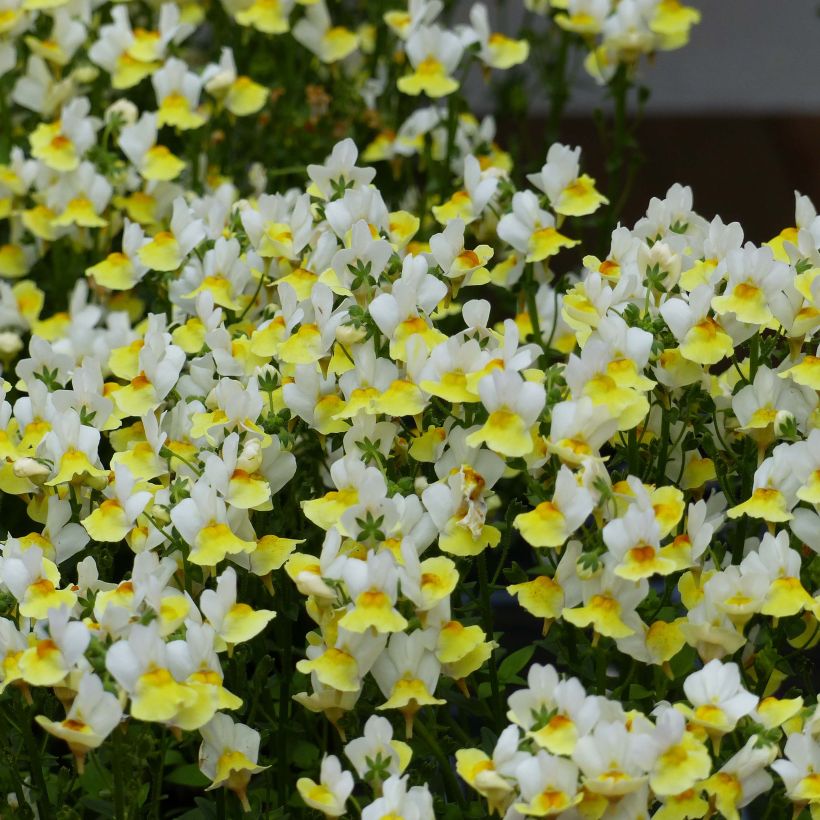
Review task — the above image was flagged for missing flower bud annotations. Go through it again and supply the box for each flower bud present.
[0,331,23,357]
[335,324,367,346]
[13,457,50,482]
[72,65,100,84]
[149,504,171,524]
[237,437,263,473]
[105,99,138,126]
[774,409,796,437]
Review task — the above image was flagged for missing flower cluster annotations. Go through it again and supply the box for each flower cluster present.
[4,1,819,819]
[539,0,701,84]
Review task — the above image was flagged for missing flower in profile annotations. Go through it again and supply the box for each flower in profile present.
[466,3,530,70]
[702,735,774,820]
[200,567,275,651]
[499,190,579,263]
[18,607,89,688]
[118,112,186,181]
[771,730,820,814]
[527,143,608,217]
[137,197,206,272]
[456,725,527,814]
[36,673,123,773]
[296,755,353,818]
[81,463,153,543]
[293,2,360,64]
[433,154,499,225]
[203,48,268,116]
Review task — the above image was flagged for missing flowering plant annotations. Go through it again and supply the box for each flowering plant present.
[4,1,820,820]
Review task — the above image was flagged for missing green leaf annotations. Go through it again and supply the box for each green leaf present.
[165,765,210,788]
[498,646,535,683]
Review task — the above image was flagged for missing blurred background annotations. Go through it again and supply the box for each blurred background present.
[471,0,820,242]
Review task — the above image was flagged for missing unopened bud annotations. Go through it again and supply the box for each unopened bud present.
[295,571,336,600]
[335,324,367,346]
[105,99,138,127]
[576,552,602,580]
[72,65,100,84]
[774,409,796,437]
[149,504,171,525]
[237,438,263,473]
[0,331,23,356]
[13,457,50,482]
[205,69,234,95]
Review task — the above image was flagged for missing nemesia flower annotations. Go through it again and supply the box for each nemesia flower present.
[199,567,275,649]
[293,1,360,63]
[361,775,434,820]
[152,57,206,130]
[465,3,530,70]
[199,713,268,811]
[465,369,546,458]
[297,754,353,817]
[679,659,758,746]
[498,190,579,263]
[35,672,123,772]
[514,465,594,548]
[203,48,268,116]
[397,25,464,98]
[702,735,774,820]
[1,3,816,816]
[344,715,412,782]
[372,629,445,736]
[527,143,608,217]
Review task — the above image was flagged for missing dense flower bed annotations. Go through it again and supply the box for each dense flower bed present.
[4,1,820,819]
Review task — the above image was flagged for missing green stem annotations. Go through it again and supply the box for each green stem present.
[160,446,202,476]
[236,269,267,323]
[602,64,637,247]
[21,706,51,819]
[112,723,127,820]
[732,437,757,563]
[152,729,168,819]
[477,551,502,726]
[266,165,306,178]
[595,641,607,696]
[655,391,670,485]
[627,428,638,476]
[749,332,760,381]
[442,92,459,188]
[546,30,570,145]
[524,266,548,365]
[414,720,466,809]
[277,577,293,809]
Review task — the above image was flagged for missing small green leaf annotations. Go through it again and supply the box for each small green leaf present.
[165,765,210,788]
[498,646,535,682]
